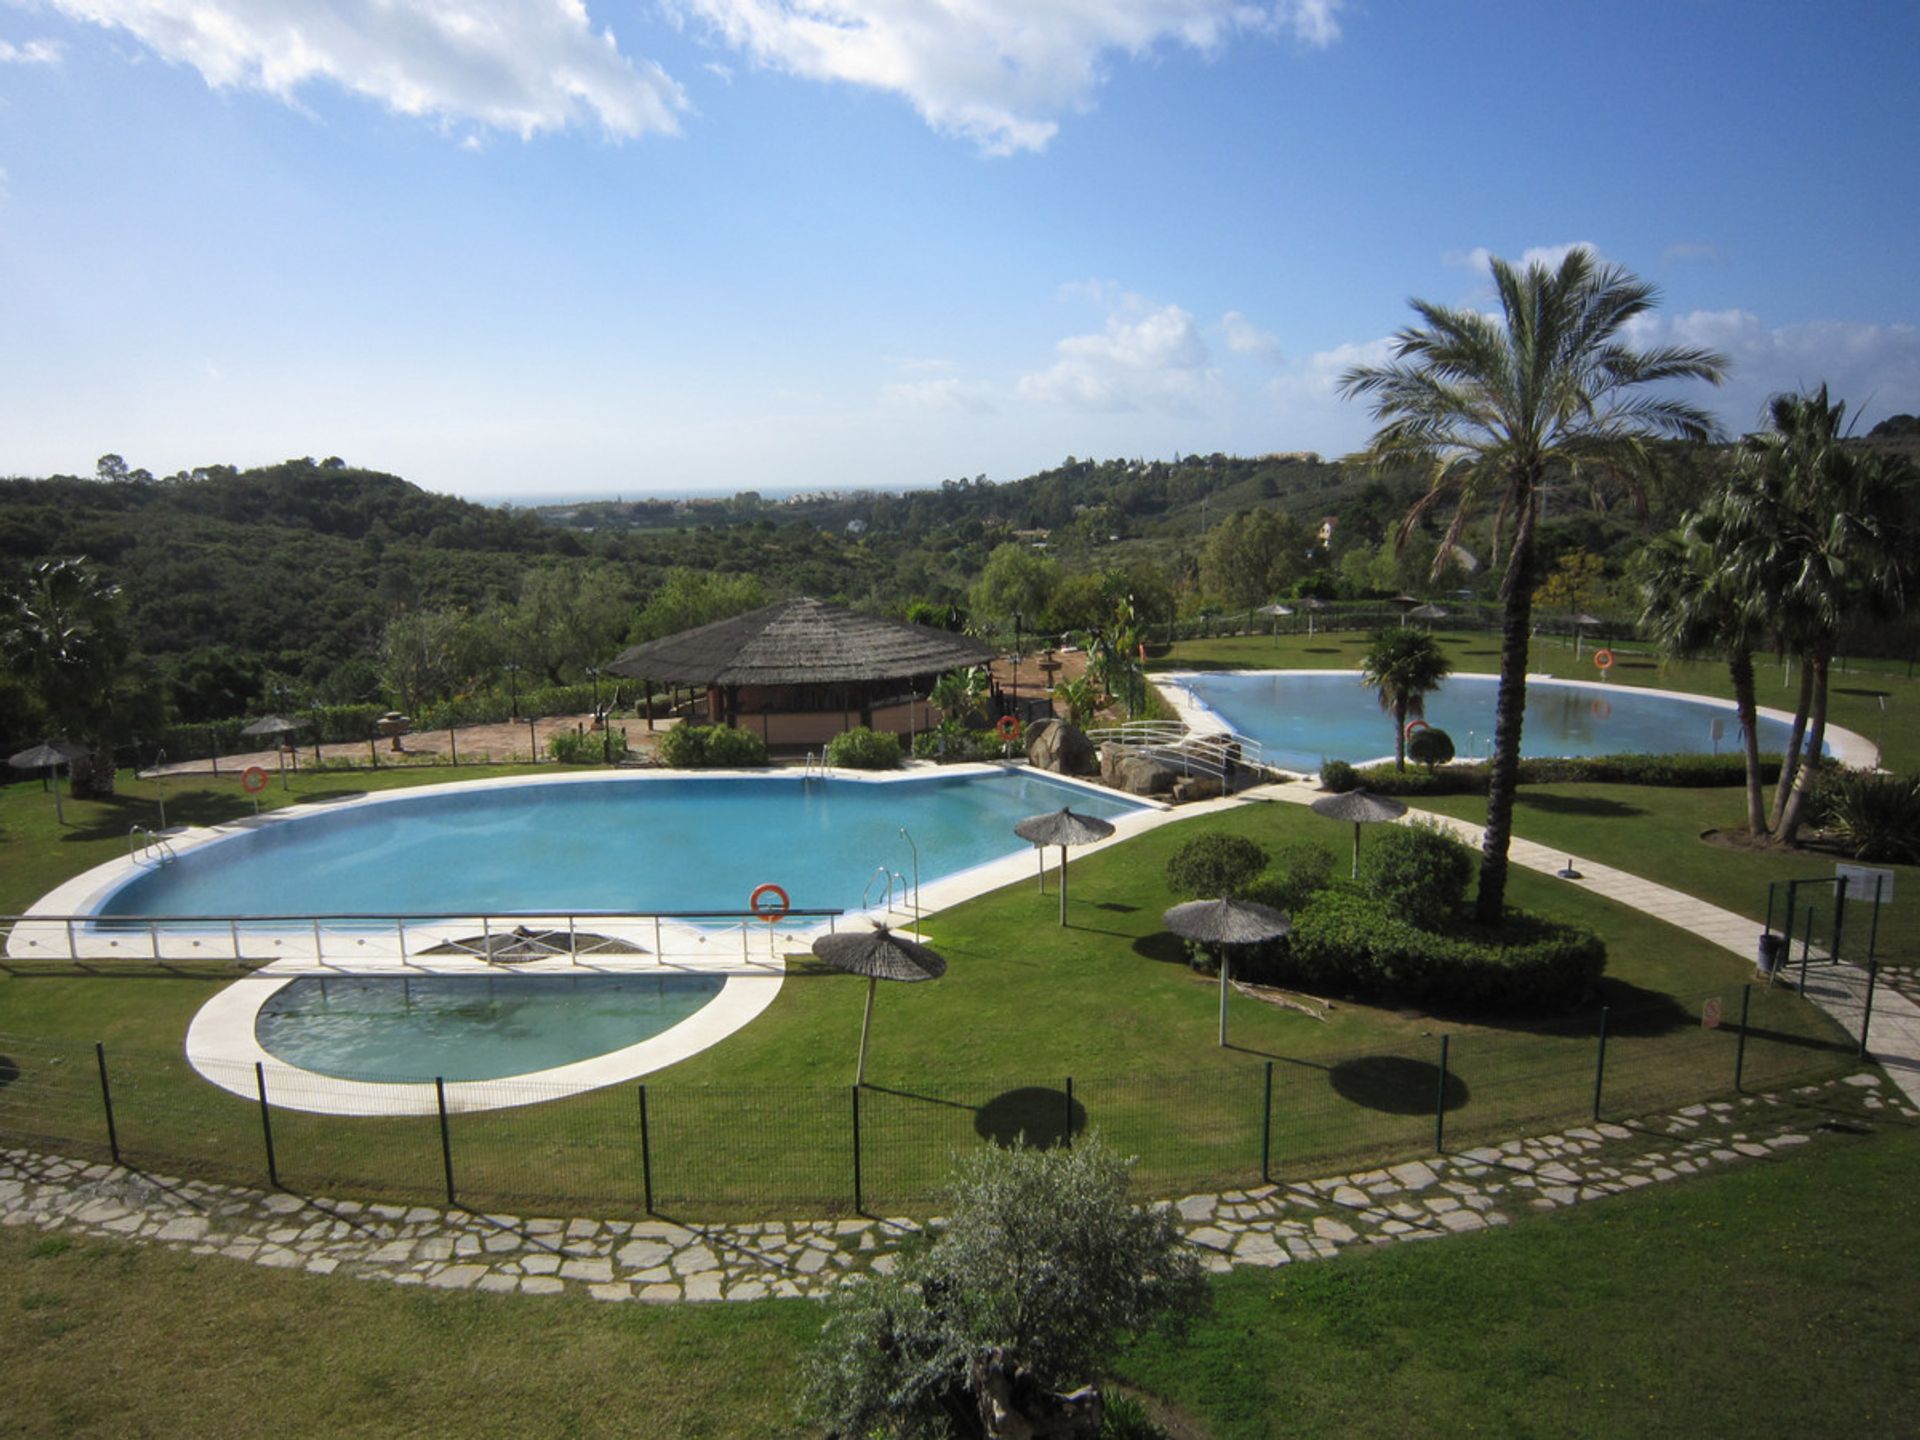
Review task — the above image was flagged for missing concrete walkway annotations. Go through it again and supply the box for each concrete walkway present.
[1251,780,1920,1110]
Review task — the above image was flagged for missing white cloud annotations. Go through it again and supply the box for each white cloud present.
[46,1,686,140]
[1448,241,1602,276]
[0,37,63,65]
[1623,309,1920,434]
[1019,301,1219,413]
[1222,309,1280,360]
[671,1,1342,154]
[882,377,998,414]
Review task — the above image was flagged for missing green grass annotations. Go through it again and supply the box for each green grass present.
[0,777,1858,1219]
[1115,1109,1920,1439]
[3,1095,1913,1440]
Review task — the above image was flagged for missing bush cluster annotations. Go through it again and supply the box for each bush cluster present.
[824,726,903,770]
[1318,758,1359,792]
[1165,832,1267,898]
[1346,750,1795,796]
[1358,821,1472,929]
[1812,768,1920,863]
[546,727,627,764]
[910,726,1015,763]
[657,723,768,768]
[1269,891,1605,1012]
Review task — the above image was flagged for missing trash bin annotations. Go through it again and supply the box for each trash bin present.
[1756,933,1786,976]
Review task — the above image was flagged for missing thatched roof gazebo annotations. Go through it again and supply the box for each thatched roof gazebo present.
[605,597,995,750]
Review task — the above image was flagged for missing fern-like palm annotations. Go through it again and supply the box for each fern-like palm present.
[1360,627,1453,771]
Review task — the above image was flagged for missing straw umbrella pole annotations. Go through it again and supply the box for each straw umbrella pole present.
[1309,788,1409,878]
[811,925,948,1085]
[8,741,88,825]
[1013,808,1117,926]
[1163,898,1292,1046]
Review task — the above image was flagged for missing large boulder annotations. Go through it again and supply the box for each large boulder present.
[1026,718,1098,776]
[1101,748,1178,796]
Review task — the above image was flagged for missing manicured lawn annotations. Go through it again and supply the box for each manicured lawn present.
[4,1093,1913,1440]
[1115,1110,1920,1439]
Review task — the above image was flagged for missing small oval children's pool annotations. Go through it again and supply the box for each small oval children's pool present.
[255,971,726,1082]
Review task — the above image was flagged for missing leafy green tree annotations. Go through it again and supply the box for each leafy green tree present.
[1710,387,1911,842]
[499,561,634,684]
[627,569,766,645]
[930,665,989,724]
[969,542,1058,634]
[1166,832,1268,897]
[0,557,131,797]
[800,1137,1206,1438]
[1361,627,1453,771]
[1199,507,1306,609]
[1533,547,1608,615]
[1341,250,1727,921]
[1051,674,1098,726]
[378,607,488,712]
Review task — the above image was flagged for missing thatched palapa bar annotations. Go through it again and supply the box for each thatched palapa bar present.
[605,596,995,750]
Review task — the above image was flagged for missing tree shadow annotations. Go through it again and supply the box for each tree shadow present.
[1131,933,1192,966]
[974,1086,1086,1149]
[1515,793,1646,818]
[1834,687,1892,700]
[1303,647,1344,655]
[0,1054,19,1090]
[1092,901,1139,914]
[1328,1055,1470,1114]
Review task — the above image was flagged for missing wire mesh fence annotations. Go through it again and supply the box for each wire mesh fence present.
[0,982,1870,1219]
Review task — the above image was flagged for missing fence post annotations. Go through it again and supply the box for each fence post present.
[851,1084,864,1215]
[1734,985,1752,1093]
[1434,1035,1450,1153]
[1859,956,1879,1060]
[637,1084,654,1214]
[1261,1059,1273,1184]
[94,1042,120,1166]
[1591,1007,1610,1123]
[255,1062,279,1187]
[1063,1076,1074,1149]
[436,1077,456,1206]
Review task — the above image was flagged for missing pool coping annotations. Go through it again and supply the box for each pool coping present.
[1155,669,1880,771]
[20,764,1183,1116]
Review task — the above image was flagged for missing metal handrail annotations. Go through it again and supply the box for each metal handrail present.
[1086,721,1267,783]
[126,826,178,867]
[861,866,894,911]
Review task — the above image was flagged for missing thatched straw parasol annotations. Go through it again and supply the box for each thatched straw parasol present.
[1570,612,1603,660]
[1163,898,1292,1046]
[1406,603,1449,631]
[1255,601,1293,638]
[811,924,948,1084]
[1309,788,1409,878]
[1013,807,1117,926]
[242,714,309,781]
[8,740,88,825]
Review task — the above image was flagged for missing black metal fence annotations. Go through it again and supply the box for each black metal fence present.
[0,981,1867,1220]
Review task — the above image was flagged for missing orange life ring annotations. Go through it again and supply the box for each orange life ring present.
[1591,698,1613,720]
[242,766,269,794]
[1404,719,1430,737]
[748,882,790,922]
[1593,648,1614,671]
[997,715,1021,740]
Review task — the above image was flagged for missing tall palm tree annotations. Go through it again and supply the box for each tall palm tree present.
[1714,387,1909,843]
[1360,627,1452,770]
[1340,251,1727,922]
[0,557,129,799]
[1635,525,1766,836]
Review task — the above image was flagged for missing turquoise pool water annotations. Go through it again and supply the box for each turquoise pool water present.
[255,972,724,1082]
[1172,671,1806,774]
[99,770,1144,921]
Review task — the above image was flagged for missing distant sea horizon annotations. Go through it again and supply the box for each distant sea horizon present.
[460,481,928,509]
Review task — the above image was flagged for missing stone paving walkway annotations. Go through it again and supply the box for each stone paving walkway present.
[4,1073,1911,1303]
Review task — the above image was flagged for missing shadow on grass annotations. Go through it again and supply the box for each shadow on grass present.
[1092,901,1140,914]
[0,1054,19,1090]
[1834,687,1893,700]
[1131,933,1192,966]
[974,1086,1085,1149]
[1515,793,1647,818]
[1329,1055,1470,1114]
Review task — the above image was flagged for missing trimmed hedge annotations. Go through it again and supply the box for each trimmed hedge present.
[1241,889,1605,1013]
[1349,751,1793,796]
[658,723,769,768]
[826,726,904,770]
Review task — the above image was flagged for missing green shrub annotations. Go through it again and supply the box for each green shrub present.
[1359,820,1472,929]
[1278,891,1605,1012]
[546,728,609,764]
[1319,758,1358,792]
[911,723,1006,763]
[1241,840,1337,915]
[1347,750,1800,796]
[824,726,903,770]
[800,1138,1207,1439]
[1816,769,1920,863]
[1165,832,1268,898]
[1407,726,1456,769]
[657,723,768,768]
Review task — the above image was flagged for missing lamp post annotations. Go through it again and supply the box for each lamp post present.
[505,662,520,722]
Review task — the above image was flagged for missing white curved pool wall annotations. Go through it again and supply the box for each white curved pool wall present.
[16,764,1184,1115]
[1156,669,1879,774]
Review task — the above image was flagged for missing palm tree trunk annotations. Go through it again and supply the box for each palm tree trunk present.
[1727,647,1765,838]
[1393,699,1407,770]
[1476,525,1537,925]
[1769,658,1815,832]
[71,739,117,800]
[1774,648,1830,843]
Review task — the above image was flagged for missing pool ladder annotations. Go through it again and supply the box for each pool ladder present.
[863,865,908,914]
[803,750,829,780]
[128,825,178,867]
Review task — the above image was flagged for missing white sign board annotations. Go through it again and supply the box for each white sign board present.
[1835,865,1895,905]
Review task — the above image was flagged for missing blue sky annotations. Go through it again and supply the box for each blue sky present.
[2,1,1916,501]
